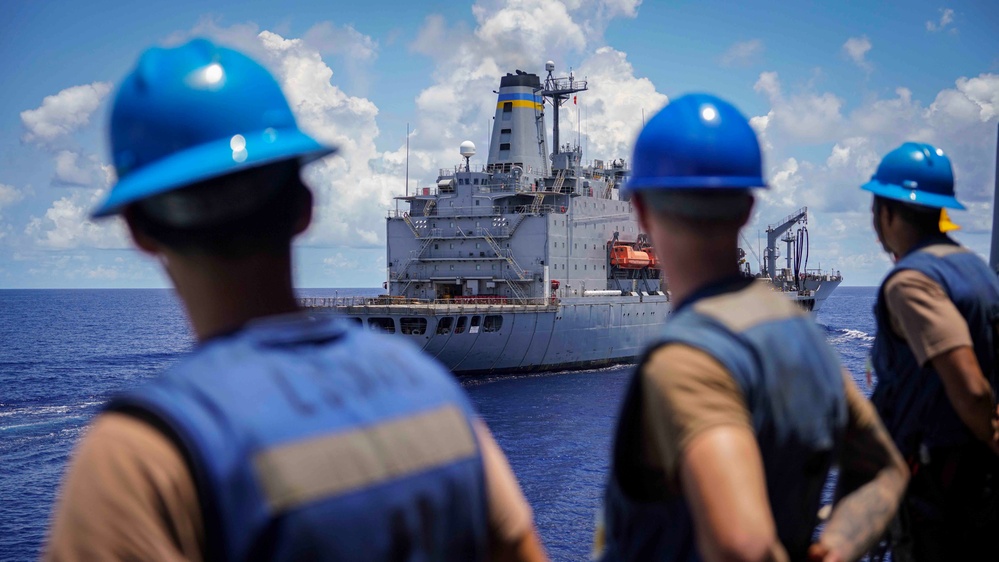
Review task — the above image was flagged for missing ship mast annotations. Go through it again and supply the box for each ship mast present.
[539,61,587,157]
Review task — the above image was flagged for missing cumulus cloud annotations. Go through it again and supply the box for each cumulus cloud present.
[0,183,23,208]
[753,71,844,143]
[842,36,872,72]
[721,39,764,67]
[407,0,662,174]
[25,189,129,250]
[20,82,112,145]
[0,183,25,241]
[746,71,999,283]
[926,8,956,32]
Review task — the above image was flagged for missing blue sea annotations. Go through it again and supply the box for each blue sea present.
[0,286,878,561]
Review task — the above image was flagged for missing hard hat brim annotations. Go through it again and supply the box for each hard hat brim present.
[861,179,965,210]
[622,175,767,198]
[92,128,337,218]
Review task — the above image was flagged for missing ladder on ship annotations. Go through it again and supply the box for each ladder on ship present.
[393,236,436,295]
[402,212,420,237]
[424,198,436,216]
[530,193,545,214]
[482,230,528,281]
[552,169,566,192]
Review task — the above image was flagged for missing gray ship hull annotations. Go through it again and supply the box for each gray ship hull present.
[304,294,670,376]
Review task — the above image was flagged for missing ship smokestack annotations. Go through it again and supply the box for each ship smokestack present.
[488,71,547,176]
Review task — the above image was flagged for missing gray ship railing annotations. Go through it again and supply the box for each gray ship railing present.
[388,204,566,220]
[299,296,560,313]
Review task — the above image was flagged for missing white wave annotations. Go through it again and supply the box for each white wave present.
[829,329,874,344]
[0,400,104,418]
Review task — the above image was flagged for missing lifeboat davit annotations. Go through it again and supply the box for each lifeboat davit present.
[610,245,651,269]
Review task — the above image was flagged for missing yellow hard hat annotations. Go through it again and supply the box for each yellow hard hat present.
[939,209,960,232]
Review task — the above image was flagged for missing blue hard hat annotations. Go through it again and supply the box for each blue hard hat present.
[623,93,767,197]
[92,38,337,218]
[861,142,963,210]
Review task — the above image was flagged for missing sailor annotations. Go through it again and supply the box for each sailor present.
[44,39,546,562]
[862,142,999,561]
[596,94,908,561]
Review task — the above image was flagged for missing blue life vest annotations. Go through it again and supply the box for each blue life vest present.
[602,279,847,561]
[107,314,488,562]
[870,239,999,458]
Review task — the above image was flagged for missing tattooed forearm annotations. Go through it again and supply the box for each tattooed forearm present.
[817,374,909,560]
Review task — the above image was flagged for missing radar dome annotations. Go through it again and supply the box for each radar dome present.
[545,61,555,72]
[460,141,476,158]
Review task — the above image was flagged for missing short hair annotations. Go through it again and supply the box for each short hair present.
[637,189,754,223]
[873,195,941,235]
[126,160,310,258]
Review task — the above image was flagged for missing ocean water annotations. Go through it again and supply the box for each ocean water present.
[0,286,878,561]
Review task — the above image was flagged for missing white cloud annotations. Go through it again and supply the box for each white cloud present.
[842,36,872,72]
[20,82,113,145]
[926,8,956,32]
[0,183,25,242]
[753,71,844,143]
[25,189,129,250]
[0,183,23,208]
[55,150,94,186]
[323,252,359,269]
[721,39,764,67]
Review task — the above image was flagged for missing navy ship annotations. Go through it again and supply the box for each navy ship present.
[740,207,844,312]
[302,62,670,375]
[301,63,842,374]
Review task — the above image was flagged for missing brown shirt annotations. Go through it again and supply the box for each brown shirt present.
[883,268,972,366]
[639,344,880,486]
[44,413,533,561]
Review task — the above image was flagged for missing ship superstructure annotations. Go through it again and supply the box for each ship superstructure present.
[302,63,669,375]
[741,207,843,311]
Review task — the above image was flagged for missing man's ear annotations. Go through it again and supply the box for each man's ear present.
[738,193,755,228]
[293,188,313,236]
[631,194,651,235]
[122,208,160,255]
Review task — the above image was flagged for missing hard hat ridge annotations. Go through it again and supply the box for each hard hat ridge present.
[623,93,767,197]
[92,38,337,219]
[860,142,962,210]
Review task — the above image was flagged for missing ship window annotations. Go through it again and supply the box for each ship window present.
[450,265,455,270]
[503,102,512,112]
[450,243,454,249]
[491,264,496,270]
[500,143,511,151]
[437,317,454,334]
[483,315,502,332]
[501,128,511,134]
[470,316,481,334]
[575,264,578,270]
[584,265,587,270]
[455,316,468,334]
[369,317,395,333]
[476,264,481,270]
[434,265,438,271]
[476,242,481,248]
[401,317,427,335]
[434,244,439,249]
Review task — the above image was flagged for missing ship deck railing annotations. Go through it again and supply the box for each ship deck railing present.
[388,204,568,220]
[299,295,560,313]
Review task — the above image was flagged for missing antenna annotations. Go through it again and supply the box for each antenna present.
[405,123,410,197]
[460,140,476,172]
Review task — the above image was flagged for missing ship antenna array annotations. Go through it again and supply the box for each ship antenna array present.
[539,60,587,156]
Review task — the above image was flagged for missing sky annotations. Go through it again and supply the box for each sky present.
[1,0,997,288]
